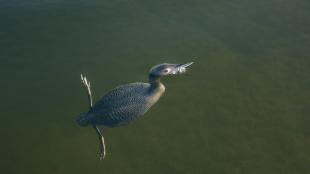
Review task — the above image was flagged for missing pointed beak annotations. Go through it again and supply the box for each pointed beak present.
[171,62,194,74]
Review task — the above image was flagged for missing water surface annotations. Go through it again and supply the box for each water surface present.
[1,0,310,173]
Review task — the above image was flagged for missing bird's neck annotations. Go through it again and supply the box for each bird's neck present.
[148,74,165,94]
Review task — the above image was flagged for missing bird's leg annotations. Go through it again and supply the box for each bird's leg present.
[80,74,93,110]
[93,125,106,160]
[80,75,105,159]
[81,74,105,159]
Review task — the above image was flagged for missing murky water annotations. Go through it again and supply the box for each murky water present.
[1,0,309,173]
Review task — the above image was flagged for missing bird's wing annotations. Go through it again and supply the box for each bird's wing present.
[90,83,152,126]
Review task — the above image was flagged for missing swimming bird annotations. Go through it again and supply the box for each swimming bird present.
[77,62,193,159]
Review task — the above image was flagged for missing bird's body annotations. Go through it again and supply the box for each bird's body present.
[79,82,165,127]
[77,62,193,159]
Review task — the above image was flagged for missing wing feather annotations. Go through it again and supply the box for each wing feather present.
[90,83,152,126]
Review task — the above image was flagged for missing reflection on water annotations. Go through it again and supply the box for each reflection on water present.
[1,0,310,173]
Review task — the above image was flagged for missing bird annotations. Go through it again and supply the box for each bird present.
[77,62,193,160]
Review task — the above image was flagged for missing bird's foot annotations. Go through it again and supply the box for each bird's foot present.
[99,136,106,160]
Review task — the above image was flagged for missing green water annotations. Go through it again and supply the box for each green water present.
[1,0,310,173]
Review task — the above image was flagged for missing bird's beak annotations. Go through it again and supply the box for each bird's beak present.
[171,62,194,74]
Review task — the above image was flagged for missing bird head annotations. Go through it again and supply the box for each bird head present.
[149,62,193,80]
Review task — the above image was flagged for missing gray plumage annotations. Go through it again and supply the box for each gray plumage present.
[79,82,164,127]
[77,62,193,160]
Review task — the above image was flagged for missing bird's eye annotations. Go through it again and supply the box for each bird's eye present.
[164,69,169,73]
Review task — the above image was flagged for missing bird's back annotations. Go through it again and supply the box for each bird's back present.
[86,82,164,127]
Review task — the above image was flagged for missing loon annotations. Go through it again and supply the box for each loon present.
[77,62,193,159]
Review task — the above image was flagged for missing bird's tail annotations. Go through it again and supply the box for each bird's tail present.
[76,112,91,127]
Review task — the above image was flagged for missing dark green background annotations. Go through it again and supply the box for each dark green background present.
[1,0,309,173]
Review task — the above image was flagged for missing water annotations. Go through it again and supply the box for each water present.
[1,0,310,173]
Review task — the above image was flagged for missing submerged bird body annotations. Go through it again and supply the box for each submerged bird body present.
[77,62,193,159]
[78,82,165,127]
